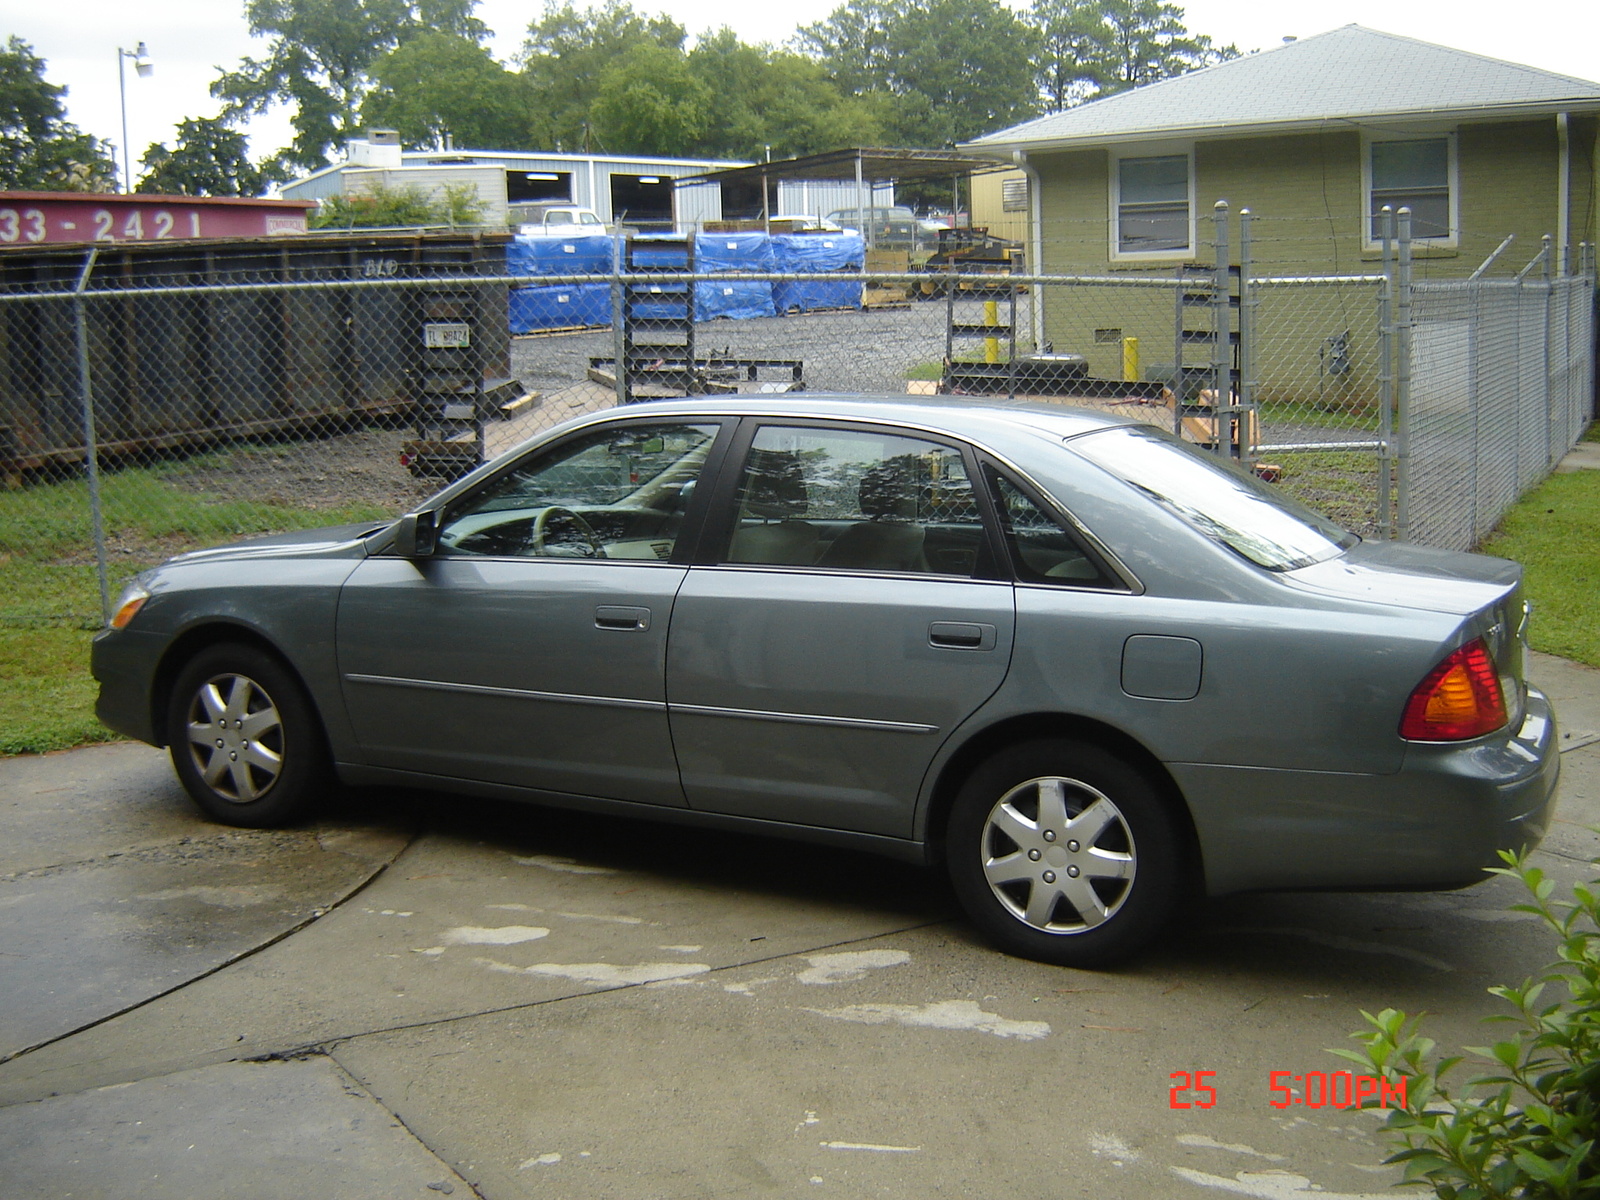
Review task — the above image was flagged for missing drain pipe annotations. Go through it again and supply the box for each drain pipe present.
[1556,112,1570,275]
[1012,149,1046,350]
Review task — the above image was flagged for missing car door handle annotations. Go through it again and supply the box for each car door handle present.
[595,605,651,631]
[929,621,996,650]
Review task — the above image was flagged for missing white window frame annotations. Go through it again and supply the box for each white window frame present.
[1109,145,1196,263]
[1362,130,1459,251]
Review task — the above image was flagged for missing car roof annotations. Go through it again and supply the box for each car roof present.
[567,394,1134,443]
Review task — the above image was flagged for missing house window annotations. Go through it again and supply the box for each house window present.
[1368,137,1453,241]
[1115,154,1192,255]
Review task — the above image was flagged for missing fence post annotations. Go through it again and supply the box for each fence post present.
[1395,208,1413,541]
[1212,200,1234,458]
[1238,207,1256,469]
[1377,206,1394,539]
[72,248,111,625]
[1542,234,1556,469]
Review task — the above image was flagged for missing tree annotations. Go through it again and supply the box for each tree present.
[363,31,528,149]
[685,31,885,160]
[799,0,1040,146]
[212,0,488,171]
[1031,0,1109,111]
[1032,0,1236,110]
[136,117,287,196]
[520,0,687,152]
[590,42,709,156]
[0,36,117,192]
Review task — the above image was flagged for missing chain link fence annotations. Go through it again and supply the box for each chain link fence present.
[0,221,1593,638]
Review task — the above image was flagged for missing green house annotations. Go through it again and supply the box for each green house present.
[960,24,1600,396]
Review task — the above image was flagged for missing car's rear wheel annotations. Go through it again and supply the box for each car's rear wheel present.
[167,643,330,828]
[946,739,1183,967]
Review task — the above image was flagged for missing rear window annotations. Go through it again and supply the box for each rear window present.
[1069,425,1357,570]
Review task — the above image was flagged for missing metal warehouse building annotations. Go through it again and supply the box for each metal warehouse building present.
[280,134,896,231]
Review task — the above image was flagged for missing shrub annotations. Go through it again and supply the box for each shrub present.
[312,180,484,229]
[1338,849,1600,1199]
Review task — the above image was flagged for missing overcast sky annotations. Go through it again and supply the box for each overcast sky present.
[11,0,1600,184]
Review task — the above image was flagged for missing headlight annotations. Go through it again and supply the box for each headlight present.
[109,582,151,630]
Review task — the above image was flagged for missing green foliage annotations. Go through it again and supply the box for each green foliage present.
[521,0,687,152]
[1479,466,1600,669]
[363,30,530,150]
[0,36,117,191]
[0,456,389,756]
[591,42,711,156]
[137,116,288,197]
[1031,0,1236,110]
[310,180,483,228]
[1338,850,1600,1199]
[798,0,1041,145]
[685,32,886,160]
[212,0,488,170]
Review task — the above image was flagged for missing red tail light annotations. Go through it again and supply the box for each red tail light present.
[1399,638,1507,741]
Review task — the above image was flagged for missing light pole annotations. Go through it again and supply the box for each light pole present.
[117,42,153,192]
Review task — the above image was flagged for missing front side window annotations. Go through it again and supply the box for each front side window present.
[1115,153,1191,256]
[1069,425,1357,571]
[724,425,983,576]
[436,422,719,560]
[1369,137,1453,241]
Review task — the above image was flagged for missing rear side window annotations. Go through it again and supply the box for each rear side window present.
[1070,425,1357,571]
[988,470,1116,588]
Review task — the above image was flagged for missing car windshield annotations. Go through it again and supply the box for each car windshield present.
[1069,425,1358,570]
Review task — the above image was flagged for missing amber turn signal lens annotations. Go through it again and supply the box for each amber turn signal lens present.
[109,588,149,630]
[1399,638,1507,741]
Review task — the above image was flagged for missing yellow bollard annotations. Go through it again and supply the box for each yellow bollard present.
[983,300,1000,364]
[1122,336,1140,382]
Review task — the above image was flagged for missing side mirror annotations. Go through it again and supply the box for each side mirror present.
[393,510,439,558]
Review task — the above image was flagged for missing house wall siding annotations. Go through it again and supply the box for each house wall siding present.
[1459,119,1558,268]
[1197,132,1363,269]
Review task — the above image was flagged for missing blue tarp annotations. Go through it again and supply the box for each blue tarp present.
[509,282,610,333]
[508,233,613,275]
[693,232,775,321]
[771,231,865,312]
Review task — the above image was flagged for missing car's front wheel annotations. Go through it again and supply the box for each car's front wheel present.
[167,643,330,828]
[946,739,1184,967]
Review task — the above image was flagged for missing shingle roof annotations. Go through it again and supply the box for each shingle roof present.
[964,25,1600,152]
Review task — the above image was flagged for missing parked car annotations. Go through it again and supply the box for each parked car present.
[826,206,927,250]
[93,398,1560,967]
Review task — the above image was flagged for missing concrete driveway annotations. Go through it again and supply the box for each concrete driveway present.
[2,654,1597,1200]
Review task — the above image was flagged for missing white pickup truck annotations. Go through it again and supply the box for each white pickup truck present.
[513,203,607,235]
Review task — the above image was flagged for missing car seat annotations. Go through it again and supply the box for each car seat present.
[816,459,927,572]
[728,449,821,565]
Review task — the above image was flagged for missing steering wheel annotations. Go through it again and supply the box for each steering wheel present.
[530,506,604,557]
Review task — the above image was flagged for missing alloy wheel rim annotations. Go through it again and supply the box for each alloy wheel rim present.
[980,775,1136,934]
[184,672,285,803]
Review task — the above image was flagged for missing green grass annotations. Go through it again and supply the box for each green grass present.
[1479,461,1600,669]
[1,460,388,756]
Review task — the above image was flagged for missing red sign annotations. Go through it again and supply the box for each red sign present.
[0,192,316,246]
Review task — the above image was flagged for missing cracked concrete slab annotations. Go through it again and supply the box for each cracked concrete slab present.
[0,1054,469,1200]
[0,743,411,1065]
[0,812,949,1105]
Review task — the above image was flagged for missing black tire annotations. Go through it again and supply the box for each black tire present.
[166,643,331,828]
[946,739,1184,968]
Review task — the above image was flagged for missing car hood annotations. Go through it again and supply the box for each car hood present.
[1281,540,1520,616]
[164,522,386,565]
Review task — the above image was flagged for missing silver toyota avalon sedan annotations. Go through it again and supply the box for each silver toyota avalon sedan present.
[92,397,1560,966]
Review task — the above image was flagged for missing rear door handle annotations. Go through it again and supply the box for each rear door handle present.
[596,605,651,631]
[929,621,996,650]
